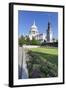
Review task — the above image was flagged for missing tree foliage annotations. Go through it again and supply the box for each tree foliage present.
[25,36,31,45]
[18,36,41,46]
[18,36,26,46]
[31,38,40,45]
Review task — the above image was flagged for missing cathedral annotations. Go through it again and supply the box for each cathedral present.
[29,20,53,43]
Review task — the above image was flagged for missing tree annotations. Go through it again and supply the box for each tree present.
[44,40,46,43]
[31,38,40,45]
[18,35,26,46]
[25,36,30,45]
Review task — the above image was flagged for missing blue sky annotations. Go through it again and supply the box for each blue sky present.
[18,10,58,39]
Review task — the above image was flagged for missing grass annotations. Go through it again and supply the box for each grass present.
[26,47,58,78]
[29,47,58,65]
[30,47,58,55]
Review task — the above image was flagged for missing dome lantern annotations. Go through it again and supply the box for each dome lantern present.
[31,20,37,30]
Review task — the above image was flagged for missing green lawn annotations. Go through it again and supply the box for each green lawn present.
[30,47,58,55]
[29,47,58,65]
[27,47,58,78]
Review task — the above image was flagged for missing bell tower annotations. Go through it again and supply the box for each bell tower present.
[47,21,52,42]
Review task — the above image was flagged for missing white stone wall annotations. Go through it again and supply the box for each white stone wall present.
[23,45,40,48]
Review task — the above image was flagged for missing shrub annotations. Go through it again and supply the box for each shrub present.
[27,50,58,78]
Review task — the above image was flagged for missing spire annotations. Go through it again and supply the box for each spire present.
[31,20,38,32]
[48,22,50,27]
[33,20,35,26]
[48,19,51,29]
[48,14,51,27]
[31,20,37,29]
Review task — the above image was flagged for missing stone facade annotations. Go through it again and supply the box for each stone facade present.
[29,20,53,43]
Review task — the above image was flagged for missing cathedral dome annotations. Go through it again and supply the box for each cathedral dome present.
[31,21,38,31]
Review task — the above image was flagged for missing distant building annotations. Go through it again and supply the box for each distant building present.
[29,20,53,43]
